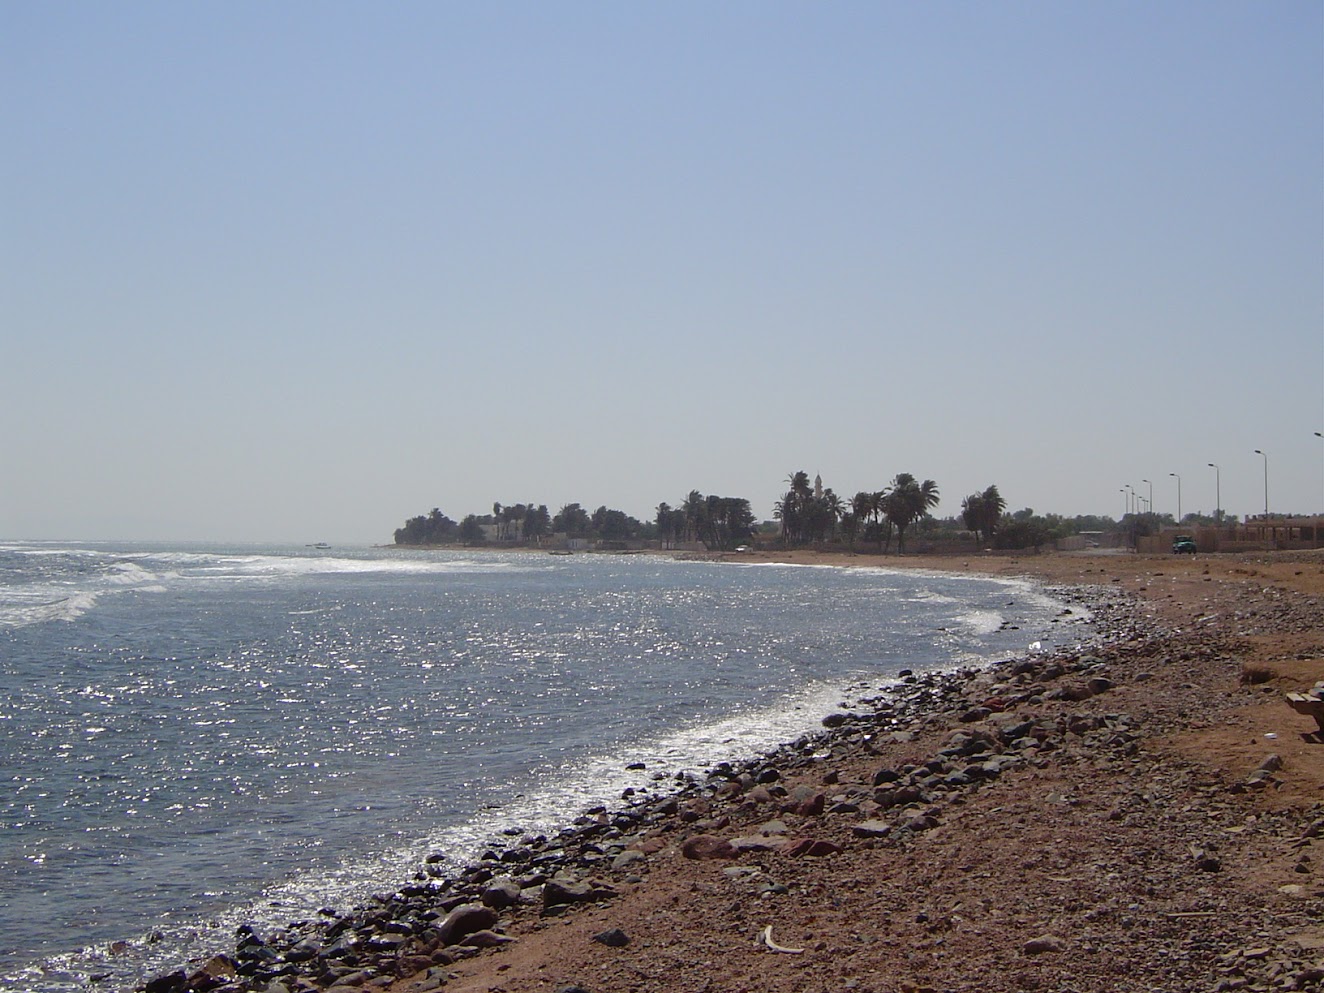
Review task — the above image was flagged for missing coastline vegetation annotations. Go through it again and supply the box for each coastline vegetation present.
[393,470,1181,553]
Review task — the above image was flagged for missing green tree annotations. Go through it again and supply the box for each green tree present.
[698,495,756,550]
[553,503,591,538]
[393,507,458,545]
[655,502,673,548]
[523,505,551,545]
[775,470,819,546]
[839,510,860,549]
[682,490,707,544]
[883,473,940,553]
[961,484,1005,545]
[591,506,639,541]
[458,514,486,544]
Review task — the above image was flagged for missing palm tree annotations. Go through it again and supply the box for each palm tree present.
[655,502,673,549]
[682,490,707,544]
[884,473,940,553]
[773,491,798,546]
[851,491,873,525]
[839,511,859,550]
[961,484,1005,546]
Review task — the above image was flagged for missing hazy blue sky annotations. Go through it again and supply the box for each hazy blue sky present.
[4,2,1321,542]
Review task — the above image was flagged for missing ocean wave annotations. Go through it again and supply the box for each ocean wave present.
[956,609,1005,635]
[182,554,530,581]
[0,590,102,628]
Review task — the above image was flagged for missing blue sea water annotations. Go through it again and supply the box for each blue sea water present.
[0,542,1086,991]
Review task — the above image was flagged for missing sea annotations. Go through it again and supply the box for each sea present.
[0,541,1088,991]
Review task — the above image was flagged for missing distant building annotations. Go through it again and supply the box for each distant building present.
[1136,515,1324,553]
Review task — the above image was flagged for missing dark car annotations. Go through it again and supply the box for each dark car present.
[1172,535,1197,554]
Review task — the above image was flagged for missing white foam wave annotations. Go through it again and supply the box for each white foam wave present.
[203,677,853,934]
[0,590,102,628]
[187,554,526,580]
[956,609,1004,635]
[105,562,160,585]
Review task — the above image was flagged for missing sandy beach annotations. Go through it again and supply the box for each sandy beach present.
[156,547,1324,993]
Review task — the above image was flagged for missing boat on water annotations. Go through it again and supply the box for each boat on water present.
[306,542,331,549]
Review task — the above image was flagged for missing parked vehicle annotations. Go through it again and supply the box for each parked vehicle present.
[1172,535,1197,554]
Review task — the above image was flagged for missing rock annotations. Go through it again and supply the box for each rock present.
[436,903,499,945]
[282,940,321,963]
[458,929,513,947]
[780,838,843,857]
[851,820,892,838]
[681,834,736,860]
[145,972,187,993]
[366,930,409,951]
[785,787,825,816]
[1259,753,1283,772]
[327,970,376,989]
[482,876,522,909]
[611,850,646,871]
[1245,769,1275,788]
[184,955,237,990]
[729,835,782,852]
[542,876,617,907]
[901,813,939,832]
[592,927,630,947]
[1057,681,1098,702]
[1024,935,1066,955]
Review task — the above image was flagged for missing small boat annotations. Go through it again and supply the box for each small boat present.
[548,550,573,556]
[307,542,331,549]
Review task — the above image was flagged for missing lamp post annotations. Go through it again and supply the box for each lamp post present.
[1315,432,1323,547]
[1119,488,1127,519]
[1208,463,1221,524]
[1316,432,1323,512]
[1170,472,1181,524]
[1253,450,1269,517]
[1141,479,1153,519]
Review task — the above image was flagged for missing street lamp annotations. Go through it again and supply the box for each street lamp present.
[1119,488,1127,519]
[1316,432,1323,513]
[1170,472,1181,524]
[1254,450,1269,517]
[1208,463,1221,524]
[1141,479,1153,518]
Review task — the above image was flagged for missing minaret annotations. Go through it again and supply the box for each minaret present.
[814,474,823,500]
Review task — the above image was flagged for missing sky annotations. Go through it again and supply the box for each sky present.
[3,2,1321,543]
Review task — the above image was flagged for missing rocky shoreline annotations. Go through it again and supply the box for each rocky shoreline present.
[138,552,1324,993]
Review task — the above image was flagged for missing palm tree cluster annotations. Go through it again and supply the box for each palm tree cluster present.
[394,508,459,545]
[490,502,553,543]
[960,485,1007,546]
[655,491,756,551]
[777,470,940,553]
[774,472,844,546]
